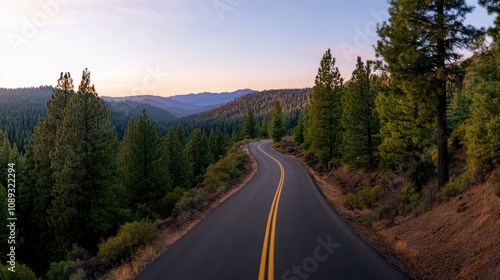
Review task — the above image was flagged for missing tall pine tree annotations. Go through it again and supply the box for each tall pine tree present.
[341,57,379,169]
[164,127,193,189]
[186,128,209,182]
[375,74,436,190]
[270,101,285,143]
[376,0,482,188]
[20,73,75,267]
[118,110,171,216]
[48,69,121,258]
[307,49,344,167]
[243,109,257,139]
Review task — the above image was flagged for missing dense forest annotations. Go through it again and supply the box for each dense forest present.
[0,67,301,277]
[292,0,500,204]
[0,86,177,150]
[181,88,311,138]
[1,0,500,278]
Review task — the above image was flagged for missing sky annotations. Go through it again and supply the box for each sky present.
[0,0,495,97]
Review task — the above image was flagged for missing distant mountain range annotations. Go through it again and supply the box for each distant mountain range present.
[103,89,256,118]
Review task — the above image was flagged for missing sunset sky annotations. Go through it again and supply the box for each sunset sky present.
[0,0,495,97]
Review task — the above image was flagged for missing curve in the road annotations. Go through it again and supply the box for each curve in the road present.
[136,140,407,280]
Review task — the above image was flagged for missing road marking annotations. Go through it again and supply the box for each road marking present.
[258,142,285,280]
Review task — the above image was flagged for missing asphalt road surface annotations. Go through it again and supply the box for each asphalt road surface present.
[136,140,407,280]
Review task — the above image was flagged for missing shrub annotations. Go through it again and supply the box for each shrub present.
[358,186,381,208]
[173,188,207,214]
[441,171,476,201]
[342,193,358,209]
[158,187,185,218]
[204,148,248,193]
[0,263,38,280]
[46,261,72,280]
[97,220,157,267]
[397,183,421,214]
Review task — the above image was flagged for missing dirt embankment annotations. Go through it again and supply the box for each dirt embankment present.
[277,144,500,280]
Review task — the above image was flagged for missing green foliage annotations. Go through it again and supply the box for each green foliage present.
[463,50,500,172]
[204,147,248,193]
[306,49,344,167]
[181,88,311,138]
[270,101,285,143]
[158,187,185,217]
[342,193,358,209]
[164,127,193,189]
[173,188,208,214]
[97,220,157,267]
[397,184,421,214]
[107,100,175,140]
[341,57,380,169]
[376,0,482,188]
[293,112,306,145]
[0,263,38,280]
[375,76,436,190]
[20,73,76,266]
[208,130,228,163]
[186,128,210,182]
[358,186,381,208]
[243,109,257,139]
[441,171,477,201]
[118,110,171,217]
[48,69,122,258]
[46,261,72,280]
[0,86,52,151]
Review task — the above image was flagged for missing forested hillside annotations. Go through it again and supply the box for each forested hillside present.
[0,87,52,151]
[181,88,311,137]
[0,70,239,277]
[0,87,178,148]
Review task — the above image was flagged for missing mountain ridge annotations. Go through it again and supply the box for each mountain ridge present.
[103,89,256,117]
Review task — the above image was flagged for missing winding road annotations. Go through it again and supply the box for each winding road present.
[136,140,407,280]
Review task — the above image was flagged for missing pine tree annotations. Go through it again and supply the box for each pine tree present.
[307,49,344,167]
[48,69,121,258]
[270,101,285,143]
[164,127,193,189]
[208,130,228,163]
[376,0,482,188]
[243,109,257,139]
[0,131,10,182]
[341,57,380,169]
[186,128,209,182]
[375,73,436,190]
[260,117,269,139]
[118,110,171,216]
[20,72,75,266]
[176,122,186,146]
[293,112,306,145]
[463,48,500,172]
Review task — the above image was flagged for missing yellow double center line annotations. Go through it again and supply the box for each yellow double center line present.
[258,143,285,280]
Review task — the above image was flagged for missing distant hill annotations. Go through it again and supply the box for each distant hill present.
[0,87,177,149]
[169,89,255,107]
[106,100,176,138]
[103,89,256,118]
[180,88,312,135]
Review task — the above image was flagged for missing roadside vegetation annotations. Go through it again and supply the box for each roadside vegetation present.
[275,1,500,278]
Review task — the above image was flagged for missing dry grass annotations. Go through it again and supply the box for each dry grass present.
[101,144,258,280]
